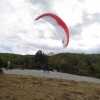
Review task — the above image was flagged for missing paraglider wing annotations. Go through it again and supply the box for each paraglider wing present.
[35,13,69,47]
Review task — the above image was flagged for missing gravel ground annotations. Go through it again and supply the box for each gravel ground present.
[3,69,100,83]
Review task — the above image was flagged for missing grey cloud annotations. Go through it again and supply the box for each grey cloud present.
[67,48,92,54]
[67,48,87,54]
[77,0,85,3]
[28,0,49,5]
[24,42,62,54]
[0,0,10,12]
[92,13,100,23]
[69,23,83,40]
[34,29,48,39]
[8,34,22,42]
[48,29,60,40]
[68,44,100,54]
[37,30,46,39]
[87,44,100,54]
[93,35,99,39]
[82,12,93,26]
[28,0,53,12]
[69,23,82,36]
[35,26,60,40]
[21,44,57,55]
[82,12,100,26]
[0,35,22,52]
[69,11,100,40]
[78,44,86,46]
[15,29,28,34]
[1,0,100,55]
[50,33,60,40]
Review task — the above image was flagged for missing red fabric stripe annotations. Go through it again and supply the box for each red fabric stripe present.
[35,13,69,47]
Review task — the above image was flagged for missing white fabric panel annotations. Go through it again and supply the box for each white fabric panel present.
[43,16,67,47]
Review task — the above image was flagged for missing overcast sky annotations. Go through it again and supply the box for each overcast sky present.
[0,0,100,55]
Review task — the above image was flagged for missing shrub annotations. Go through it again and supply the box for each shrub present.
[0,68,3,73]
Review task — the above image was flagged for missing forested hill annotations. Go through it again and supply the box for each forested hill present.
[0,51,100,78]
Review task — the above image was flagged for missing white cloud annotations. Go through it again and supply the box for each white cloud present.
[0,0,100,55]
[53,0,83,26]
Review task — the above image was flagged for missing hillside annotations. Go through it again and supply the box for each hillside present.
[0,52,100,78]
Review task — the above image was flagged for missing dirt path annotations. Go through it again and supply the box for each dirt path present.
[3,69,100,83]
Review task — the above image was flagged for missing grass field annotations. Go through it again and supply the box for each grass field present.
[0,74,100,100]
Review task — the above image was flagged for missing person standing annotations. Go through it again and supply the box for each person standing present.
[7,61,10,70]
[44,63,49,73]
[0,58,3,68]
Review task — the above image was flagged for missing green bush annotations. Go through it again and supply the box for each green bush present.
[0,68,3,73]
[95,73,100,78]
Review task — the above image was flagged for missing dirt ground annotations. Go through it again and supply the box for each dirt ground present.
[0,74,100,100]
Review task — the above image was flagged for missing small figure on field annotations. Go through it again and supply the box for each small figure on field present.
[0,58,3,68]
[44,63,49,73]
[6,61,10,70]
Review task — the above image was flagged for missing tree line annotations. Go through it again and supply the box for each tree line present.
[0,51,100,78]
